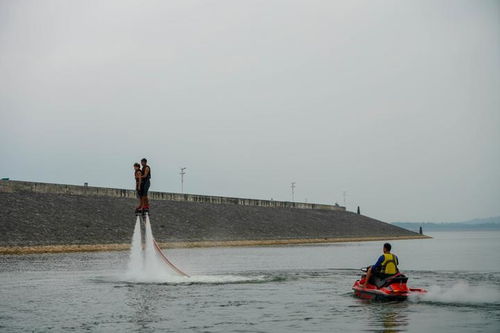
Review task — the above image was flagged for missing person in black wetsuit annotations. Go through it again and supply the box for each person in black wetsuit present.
[140,158,151,212]
[133,163,142,213]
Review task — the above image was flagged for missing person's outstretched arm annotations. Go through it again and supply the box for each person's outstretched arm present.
[362,256,384,287]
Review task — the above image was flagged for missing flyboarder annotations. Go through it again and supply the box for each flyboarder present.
[133,163,142,214]
[140,158,151,213]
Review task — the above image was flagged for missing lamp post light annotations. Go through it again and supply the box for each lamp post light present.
[291,182,296,202]
[180,167,187,194]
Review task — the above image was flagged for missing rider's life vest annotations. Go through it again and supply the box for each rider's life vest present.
[380,253,399,275]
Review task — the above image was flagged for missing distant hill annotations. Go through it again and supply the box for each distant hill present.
[393,216,500,232]
[458,216,500,225]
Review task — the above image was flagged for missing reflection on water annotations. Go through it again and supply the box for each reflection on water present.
[376,303,409,332]
[127,285,159,331]
[352,298,410,332]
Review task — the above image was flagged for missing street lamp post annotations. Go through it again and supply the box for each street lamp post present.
[180,167,187,194]
[291,182,296,202]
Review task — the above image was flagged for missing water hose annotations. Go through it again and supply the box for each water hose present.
[152,239,190,277]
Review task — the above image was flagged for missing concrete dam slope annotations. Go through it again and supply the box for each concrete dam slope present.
[0,180,426,253]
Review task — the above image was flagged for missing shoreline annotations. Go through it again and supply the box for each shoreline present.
[0,235,430,255]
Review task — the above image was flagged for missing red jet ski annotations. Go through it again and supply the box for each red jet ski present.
[352,267,427,301]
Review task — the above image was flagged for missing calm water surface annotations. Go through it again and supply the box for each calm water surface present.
[1,231,499,332]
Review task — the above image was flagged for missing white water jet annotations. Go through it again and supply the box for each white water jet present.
[123,215,270,284]
[126,215,183,282]
[126,217,143,279]
[144,216,171,278]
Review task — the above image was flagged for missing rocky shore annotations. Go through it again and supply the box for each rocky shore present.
[0,181,427,254]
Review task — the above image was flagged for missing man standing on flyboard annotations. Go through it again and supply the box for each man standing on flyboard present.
[140,158,151,214]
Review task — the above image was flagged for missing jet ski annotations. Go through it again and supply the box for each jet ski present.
[352,267,426,301]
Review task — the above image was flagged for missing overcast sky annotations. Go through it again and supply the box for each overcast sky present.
[0,0,498,222]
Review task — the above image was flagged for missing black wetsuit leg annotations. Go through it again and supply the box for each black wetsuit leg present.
[142,180,150,196]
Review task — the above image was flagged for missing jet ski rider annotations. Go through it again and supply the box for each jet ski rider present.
[361,243,399,287]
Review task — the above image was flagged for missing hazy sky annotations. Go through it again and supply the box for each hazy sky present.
[1,0,499,222]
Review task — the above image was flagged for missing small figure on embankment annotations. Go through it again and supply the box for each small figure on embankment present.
[140,158,151,214]
[133,163,142,214]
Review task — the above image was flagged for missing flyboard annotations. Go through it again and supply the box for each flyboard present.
[136,210,190,277]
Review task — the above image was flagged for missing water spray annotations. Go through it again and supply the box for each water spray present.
[126,213,189,281]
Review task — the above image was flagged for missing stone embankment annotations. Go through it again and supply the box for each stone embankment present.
[0,180,428,254]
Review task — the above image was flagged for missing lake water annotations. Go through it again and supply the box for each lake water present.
[1,231,499,332]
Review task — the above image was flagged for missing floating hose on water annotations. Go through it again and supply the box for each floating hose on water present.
[152,239,190,277]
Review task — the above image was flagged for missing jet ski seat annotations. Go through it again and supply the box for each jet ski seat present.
[371,273,408,288]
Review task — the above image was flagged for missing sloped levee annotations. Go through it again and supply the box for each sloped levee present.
[0,180,426,252]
